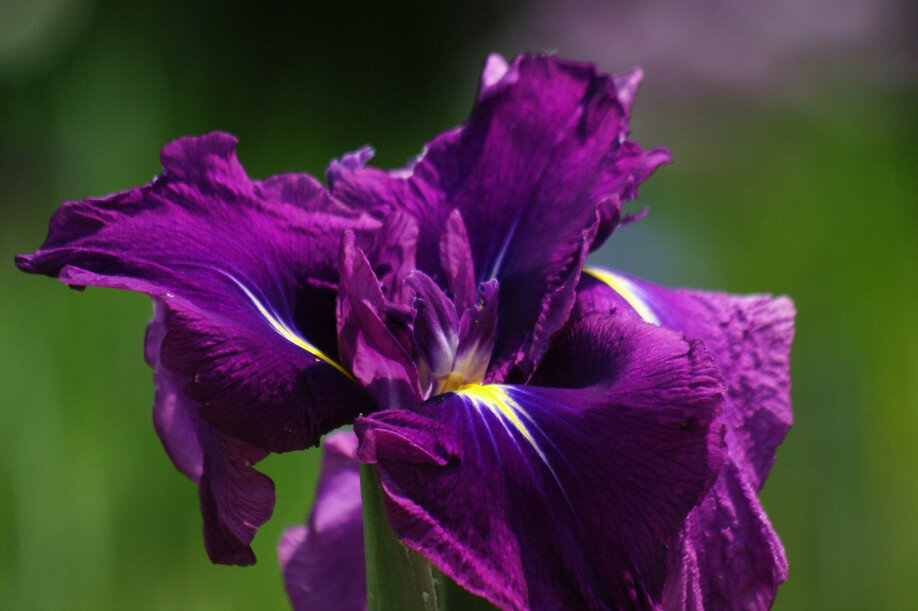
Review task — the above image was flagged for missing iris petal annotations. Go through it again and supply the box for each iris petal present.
[407,271,461,391]
[583,267,661,325]
[279,431,366,611]
[577,269,794,487]
[337,232,421,410]
[363,211,419,309]
[438,210,477,310]
[16,133,376,453]
[577,268,794,607]
[357,312,725,609]
[663,461,788,610]
[210,265,351,379]
[146,301,274,565]
[329,54,671,381]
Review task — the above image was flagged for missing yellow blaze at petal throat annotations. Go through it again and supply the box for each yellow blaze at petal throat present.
[456,384,546,463]
[225,272,354,380]
[457,384,572,509]
[584,266,660,325]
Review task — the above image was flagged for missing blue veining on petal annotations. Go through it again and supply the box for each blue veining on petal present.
[485,215,521,281]
[456,384,573,511]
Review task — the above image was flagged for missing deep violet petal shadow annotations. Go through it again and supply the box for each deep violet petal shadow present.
[357,312,726,609]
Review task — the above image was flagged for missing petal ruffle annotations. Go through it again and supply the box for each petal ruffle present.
[357,312,725,609]
[146,301,274,565]
[329,54,670,380]
[577,268,794,607]
[663,462,788,610]
[279,431,366,611]
[577,268,794,488]
[16,133,376,452]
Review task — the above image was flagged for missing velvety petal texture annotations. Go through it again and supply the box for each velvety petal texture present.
[16,133,378,563]
[577,268,794,608]
[336,232,421,410]
[17,133,375,454]
[279,431,366,611]
[578,267,794,485]
[663,462,788,610]
[357,312,726,609]
[329,54,671,381]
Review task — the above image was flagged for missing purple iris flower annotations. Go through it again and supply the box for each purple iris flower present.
[16,54,793,609]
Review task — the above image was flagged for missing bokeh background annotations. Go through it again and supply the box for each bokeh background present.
[2,1,915,608]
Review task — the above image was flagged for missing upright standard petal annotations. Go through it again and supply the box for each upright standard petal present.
[577,268,794,608]
[330,54,671,380]
[17,133,376,453]
[279,431,366,611]
[357,312,725,609]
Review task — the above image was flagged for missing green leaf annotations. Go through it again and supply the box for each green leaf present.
[360,464,497,610]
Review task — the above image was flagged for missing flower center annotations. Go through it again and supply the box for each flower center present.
[429,340,491,396]
[409,273,499,399]
[436,372,470,395]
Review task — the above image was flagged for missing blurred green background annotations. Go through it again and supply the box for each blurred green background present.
[2,1,915,608]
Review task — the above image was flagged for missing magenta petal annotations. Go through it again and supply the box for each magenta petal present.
[454,280,499,383]
[16,133,376,452]
[362,211,419,309]
[145,301,203,482]
[279,431,366,611]
[407,271,461,390]
[326,145,376,190]
[578,269,794,488]
[357,313,725,609]
[577,268,794,606]
[158,297,369,453]
[663,461,788,610]
[198,431,275,565]
[146,301,274,565]
[438,210,477,310]
[330,54,670,381]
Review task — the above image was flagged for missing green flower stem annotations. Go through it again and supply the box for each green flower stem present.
[361,463,438,610]
[360,464,496,611]
[433,567,498,610]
